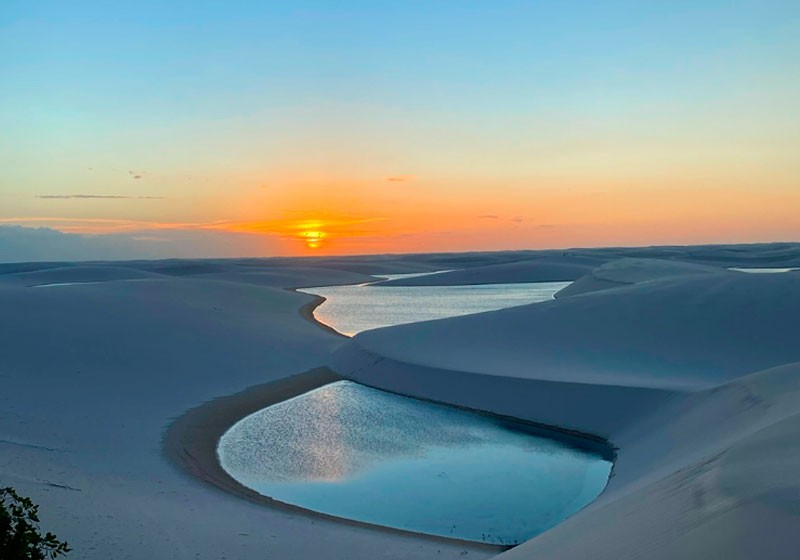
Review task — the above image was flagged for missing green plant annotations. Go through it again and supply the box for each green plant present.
[0,486,71,559]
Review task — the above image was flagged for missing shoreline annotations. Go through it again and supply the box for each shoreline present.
[162,368,343,507]
[294,289,350,338]
[292,284,613,459]
[162,366,506,553]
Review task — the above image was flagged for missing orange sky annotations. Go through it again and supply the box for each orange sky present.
[4,182,797,257]
[1,2,798,260]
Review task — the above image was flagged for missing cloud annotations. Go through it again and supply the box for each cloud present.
[478,214,524,223]
[385,175,414,183]
[36,194,165,200]
[0,225,285,262]
[0,216,217,234]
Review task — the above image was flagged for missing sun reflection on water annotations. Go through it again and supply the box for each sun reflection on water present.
[217,381,613,545]
[302,387,347,480]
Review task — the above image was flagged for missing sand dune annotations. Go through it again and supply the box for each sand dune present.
[332,258,800,559]
[564,242,800,268]
[195,267,376,288]
[338,271,800,392]
[0,267,490,560]
[377,255,606,286]
[2,245,800,559]
[0,265,165,287]
[556,257,726,297]
[496,362,800,560]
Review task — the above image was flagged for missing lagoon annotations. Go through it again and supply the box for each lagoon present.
[218,381,611,545]
[300,280,569,336]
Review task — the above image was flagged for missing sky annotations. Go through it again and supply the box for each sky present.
[1,0,799,261]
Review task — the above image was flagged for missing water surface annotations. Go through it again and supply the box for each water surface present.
[730,267,799,273]
[218,381,611,545]
[300,281,569,336]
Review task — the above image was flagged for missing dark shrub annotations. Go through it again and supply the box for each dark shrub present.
[0,487,70,559]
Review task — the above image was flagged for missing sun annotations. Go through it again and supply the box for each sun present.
[301,230,327,249]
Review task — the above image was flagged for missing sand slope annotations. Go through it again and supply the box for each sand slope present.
[0,265,164,287]
[195,267,376,288]
[339,272,800,392]
[564,242,800,268]
[0,268,491,560]
[378,255,606,286]
[496,361,800,560]
[332,261,800,559]
[3,246,800,560]
[556,257,725,297]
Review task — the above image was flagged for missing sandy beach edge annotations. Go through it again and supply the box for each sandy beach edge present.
[294,285,613,459]
[294,289,349,338]
[162,366,506,552]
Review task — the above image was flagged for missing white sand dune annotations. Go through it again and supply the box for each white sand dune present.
[0,267,492,560]
[496,361,800,560]
[195,266,376,288]
[250,251,548,276]
[555,257,726,297]
[338,271,800,393]
[332,262,800,558]
[0,265,165,287]
[2,245,800,559]
[566,242,800,269]
[377,255,606,286]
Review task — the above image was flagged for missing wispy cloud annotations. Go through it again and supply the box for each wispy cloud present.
[477,214,524,223]
[0,217,210,234]
[385,175,415,183]
[36,194,165,200]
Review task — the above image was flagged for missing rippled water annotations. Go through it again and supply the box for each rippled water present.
[218,381,612,545]
[300,281,569,336]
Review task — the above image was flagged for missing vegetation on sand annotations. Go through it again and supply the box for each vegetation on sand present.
[1,486,71,559]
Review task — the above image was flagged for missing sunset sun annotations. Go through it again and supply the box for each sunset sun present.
[301,230,327,249]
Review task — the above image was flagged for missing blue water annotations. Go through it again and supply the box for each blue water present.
[218,381,611,545]
[730,267,799,273]
[300,280,569,336]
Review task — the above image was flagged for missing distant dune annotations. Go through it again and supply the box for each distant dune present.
[0,265,164,287]
[555,257,726,297]
[195,267,376,289]
[377,255,607,286]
